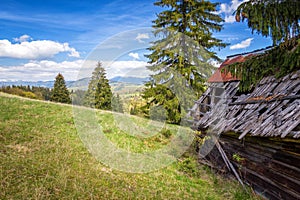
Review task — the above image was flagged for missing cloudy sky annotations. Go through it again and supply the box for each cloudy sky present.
[0,0,273,81]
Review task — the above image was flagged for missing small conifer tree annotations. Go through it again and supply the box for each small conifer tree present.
[85,62,112,110]
[51,73,71,104]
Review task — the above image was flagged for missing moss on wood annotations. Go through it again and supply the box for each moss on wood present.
[224,37,300,92]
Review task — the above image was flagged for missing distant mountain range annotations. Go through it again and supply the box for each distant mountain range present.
[0,80,56,88]
[109,76,149,85]
[0,76,149,89]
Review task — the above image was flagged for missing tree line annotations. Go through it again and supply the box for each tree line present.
[0,85,51,100]
[46,68,124,113]
[0,68,124,113]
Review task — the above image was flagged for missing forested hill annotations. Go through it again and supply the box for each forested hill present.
[0,76,149,89]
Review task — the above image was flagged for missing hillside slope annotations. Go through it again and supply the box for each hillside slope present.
[0,93,255,199]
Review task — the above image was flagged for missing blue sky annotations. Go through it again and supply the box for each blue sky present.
[0,0,273,81]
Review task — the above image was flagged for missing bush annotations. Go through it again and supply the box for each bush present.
[178,157,199,176]
[22,91,37,99]
[160,128,172,139]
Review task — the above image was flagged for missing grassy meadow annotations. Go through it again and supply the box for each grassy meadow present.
[0,93,258,199]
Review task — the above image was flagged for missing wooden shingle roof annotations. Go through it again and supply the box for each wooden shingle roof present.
[190,70,300,139]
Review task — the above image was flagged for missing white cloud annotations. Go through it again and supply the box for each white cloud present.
[0,37,80,59]
[209,60,221,68]
[104,60,150,79]
[135,33,150,43]
[0,59,151,81]
[230,38,253,50]
[218,0,244,14]
[13,34,32,43]
[0,60,84,81]
[128,52,140,60]
[216,0,249,23]
[224,15,236,23]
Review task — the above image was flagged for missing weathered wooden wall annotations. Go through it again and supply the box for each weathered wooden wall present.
[202,133,300,200]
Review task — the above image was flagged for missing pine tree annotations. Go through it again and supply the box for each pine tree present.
[142,0,226,124]
[51,73,71,104]
[85,62,112,110]
[142,83,181,123]
[235,0,300,45]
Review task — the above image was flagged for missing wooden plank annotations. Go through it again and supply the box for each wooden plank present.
[238,129,251,139]
[291,131,300,138]
[291,71,300,79]
[268,82,280,94]
[229,94,300,106]
[244,168,299,200]
[202,135,300,199]
[282,104,300,121]
[218,134,300,199]
[244,161,300,195]
[291,84,300,95]
[273,79,292,94]
[282,119,300,138]
[285,80,300,93]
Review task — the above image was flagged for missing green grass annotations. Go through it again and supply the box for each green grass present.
[0,93,258,199]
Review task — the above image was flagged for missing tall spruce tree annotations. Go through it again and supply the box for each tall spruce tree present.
[51,73,71,104]
[235,0,300,45]
[142,0,226,124]
[85,62,112,110]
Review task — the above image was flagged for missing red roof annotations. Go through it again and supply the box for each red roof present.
[208,54,253,83]
[220,55,245,68]
[208,69,239,83]
[208,45,275,83]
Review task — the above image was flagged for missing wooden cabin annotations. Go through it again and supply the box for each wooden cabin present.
[189,52,300,200]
